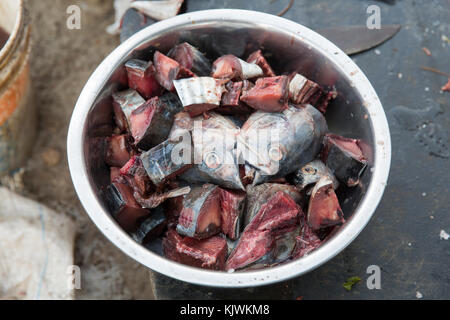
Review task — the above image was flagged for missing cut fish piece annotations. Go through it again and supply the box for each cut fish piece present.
[120,156,152,197]
[307,176,345,230]
[177,184,222,239]
[293,160,339,191]
[289,73,337,114]
[103,181,150,231]
[180,112,244,190]
[163,229,227,270]
[226,191,301,271]
[218,81,254,115]
[168,42,212,76]
[238,104,328,185]
[140,139,193,186]
[240,76,289,112]
[322,134,368,187]
[105,134,134,168]
[245,183,303,228]
[246,50,276,77]
[112,89,145,132]
[153,51,195,91]
[211,54,263,80]
[129,93,184,150]
[131,206,167,244]
[219,189,246,240]
[125,59,163,99]
[173,77,227,116]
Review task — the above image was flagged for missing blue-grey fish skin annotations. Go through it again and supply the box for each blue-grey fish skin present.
[176,184,221,239]
[131,206,167,244]
[293,160,338,191]
[180,113,245,190]
[238,104,328,185]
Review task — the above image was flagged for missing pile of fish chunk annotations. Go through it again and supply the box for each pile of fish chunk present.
[99,42,368,271]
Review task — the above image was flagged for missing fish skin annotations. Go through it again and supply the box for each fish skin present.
[173,77,227,116]
[168,42,212,76]
[112,89,145,132]
[293,160,339,191]
[163,229,227,270]
[307,176,345,230]
[103,181,150,232]
[129,92,184,150]
[246,50,276,77]
[125,59,163,100]
[180,112,245,190]
[241,225,300,270]
[238,104,328,185]
[140,139,193,186]
[244,183,304,228]
[131,206,167,244]
[211,54,263,80]
[226,191,301,271]
[177,184,222,239]
[322,134,368,187]
[120,155,153,197]
[240,76,289,112]
[153,51,195,91]
[218,81,254,115]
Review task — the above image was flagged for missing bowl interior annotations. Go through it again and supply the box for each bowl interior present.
[76,11,385,286]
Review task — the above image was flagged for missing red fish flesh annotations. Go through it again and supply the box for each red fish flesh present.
[163,229,227,270]
[219,189,246,240]
[226,191,301,271]
[120,155,152,196]
[125,59,163,99]
[289,73,337,114]
[104,181,150,231]
[246,50,276,77]
[322,134,368,187]
[307,176,345,230]
[177,184,222,239]
[168,42,212,76]
[218,81,254,115]
[129,93,184,150]
[211,54,263,80]
[112,89,145,132]
[105,134,134,168]
[240,76,289,112]
[153,51,195,91]
[292,214,322,259]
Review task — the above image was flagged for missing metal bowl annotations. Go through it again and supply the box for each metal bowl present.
[68,9,391,287]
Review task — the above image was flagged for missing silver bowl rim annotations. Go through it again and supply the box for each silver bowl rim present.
[68,9,391,288]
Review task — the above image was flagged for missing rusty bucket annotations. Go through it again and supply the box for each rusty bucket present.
[0,0,35,176]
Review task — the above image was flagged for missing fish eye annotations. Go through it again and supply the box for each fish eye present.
[268,146,283,162]
[302,166,317,175]
[204,151,221,169]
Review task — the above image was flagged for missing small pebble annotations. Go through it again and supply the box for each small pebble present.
[408,242,412,247]
[422,192,427,197]
[416,291,423,299]
[41,148,61,167]
[430,216,434,220]
[425,87,430,92]
[375,49,381,55]
[398,73,403,79]
[440,230,449,240]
